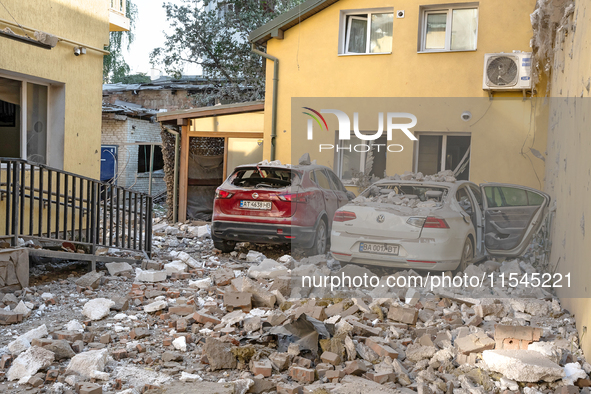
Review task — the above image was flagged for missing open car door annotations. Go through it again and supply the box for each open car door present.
[480,183,550,257]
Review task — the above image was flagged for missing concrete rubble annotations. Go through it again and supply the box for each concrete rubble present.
[0,218,589,394]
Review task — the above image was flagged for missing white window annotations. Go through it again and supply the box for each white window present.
[415,134,471,180]
[419,5,478,52]
[0,76,49,164]
[335,134,387,182]
[340,9,394,54]
[0,72,65,167]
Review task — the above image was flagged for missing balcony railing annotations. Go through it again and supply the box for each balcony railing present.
[0,158,152,261]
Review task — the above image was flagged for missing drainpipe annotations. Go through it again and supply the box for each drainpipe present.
[164,127,180,223]
[251,43,278,161]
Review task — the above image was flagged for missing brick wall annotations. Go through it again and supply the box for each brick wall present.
[103,89,200,111]
[101,116,166,196]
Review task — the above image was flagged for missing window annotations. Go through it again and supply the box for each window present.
[0,76,49,164]
[416,134,471,180]
[336,134,387,181]
[420,5,478,52]
[484,187,545,208]
[137,145,164,173]
[456,187,474,214]
[314,170,332,189]
[327,170,347,192]
[341,10,393,54]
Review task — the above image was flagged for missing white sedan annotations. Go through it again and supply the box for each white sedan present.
[330,180,549,271]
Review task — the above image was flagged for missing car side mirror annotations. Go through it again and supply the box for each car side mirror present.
[346,191,356,201]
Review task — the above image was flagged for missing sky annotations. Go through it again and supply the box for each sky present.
[123,0,201,77]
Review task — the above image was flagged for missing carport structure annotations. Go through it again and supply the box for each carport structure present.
[157,101,265,222]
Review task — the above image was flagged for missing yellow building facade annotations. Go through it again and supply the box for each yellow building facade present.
[250,0,547,190]
[0,0,128,178]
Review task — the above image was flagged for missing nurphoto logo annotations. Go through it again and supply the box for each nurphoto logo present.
[302,107,418,152]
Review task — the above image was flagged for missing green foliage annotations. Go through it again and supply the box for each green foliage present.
[103,0,138,83]
[111,73,152,84]
[150,0,305,104]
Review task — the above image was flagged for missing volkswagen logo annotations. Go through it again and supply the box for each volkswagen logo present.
[376,214,385,223]
[252,192,259,199]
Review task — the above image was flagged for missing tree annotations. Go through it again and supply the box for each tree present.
[150,0,304,104]
[103,0,138,83]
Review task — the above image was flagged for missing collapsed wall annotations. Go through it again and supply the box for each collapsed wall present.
[540,0,591,358]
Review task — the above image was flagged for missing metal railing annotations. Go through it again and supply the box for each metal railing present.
[0,158,152,257]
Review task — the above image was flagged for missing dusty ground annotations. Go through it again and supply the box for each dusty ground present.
[0,219,589,394]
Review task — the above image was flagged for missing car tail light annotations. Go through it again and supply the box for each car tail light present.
[278,192,311,203]
[215,189,234,199]
[423,216,449,229]
[334,211,356,222]
[406,217,426,228]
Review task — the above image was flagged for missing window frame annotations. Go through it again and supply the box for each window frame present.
[0,72,51,164]
[339,8,394,56]
[418,3,479,53]
[413,132,472,179]
[335,132,387,184]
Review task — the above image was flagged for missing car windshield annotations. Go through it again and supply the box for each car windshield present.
[230,167,299,188]
[362,183,448,202]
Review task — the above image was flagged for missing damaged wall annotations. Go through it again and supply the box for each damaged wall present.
[542,0,591,357]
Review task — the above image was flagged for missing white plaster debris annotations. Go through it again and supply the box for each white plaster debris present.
[7,346,55,381]
[82,298,115,321]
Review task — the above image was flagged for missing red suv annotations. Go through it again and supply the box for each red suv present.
[211,163,354,254]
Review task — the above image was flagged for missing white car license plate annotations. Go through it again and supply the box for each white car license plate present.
[240,200,271,210]
[359,243,399,255]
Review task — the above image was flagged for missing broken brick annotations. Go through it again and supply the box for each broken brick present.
[111,349,127,360]
[344,360,367,376]
[289,366,315,383]
[494,324,543,350]
[388,305,418,325]
[320,351,341,365]
[193,310,221,325]
[168,305,195,316]
[223,292,252,312]
[366,337,399,359]
[130,327,150,339]
[78,382,102,394]
[251,359,272,377]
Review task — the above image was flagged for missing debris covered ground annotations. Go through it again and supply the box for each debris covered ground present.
[0,218,590,394]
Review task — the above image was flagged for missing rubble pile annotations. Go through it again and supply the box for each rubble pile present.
[388,170,457,183]
[0,220,589,394]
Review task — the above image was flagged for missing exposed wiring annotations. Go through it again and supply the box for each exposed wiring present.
[468,100,493,127]
[0,0,32,39]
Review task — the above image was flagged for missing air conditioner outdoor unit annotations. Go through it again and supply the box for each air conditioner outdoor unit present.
[483,52,532,91]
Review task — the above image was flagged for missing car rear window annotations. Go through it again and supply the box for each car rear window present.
[230,167,299,188]
[363,184,448,202]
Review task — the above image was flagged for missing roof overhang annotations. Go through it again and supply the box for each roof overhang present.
[157,101,265,125]
[249,0,339,46]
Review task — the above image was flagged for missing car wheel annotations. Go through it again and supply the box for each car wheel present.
[307,220,327,256]
[458,237,474,272]
[214,240,236,253]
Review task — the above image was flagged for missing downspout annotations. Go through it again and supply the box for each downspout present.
[251,43,278,161]
[164,127,180,223]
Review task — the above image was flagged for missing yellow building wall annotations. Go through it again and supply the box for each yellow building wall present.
[0,0,110,179]
[190,112,265,133]
[260,0,546,189]
[543,0,591,358]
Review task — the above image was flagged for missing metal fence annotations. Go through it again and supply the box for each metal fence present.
[0,158,152,257]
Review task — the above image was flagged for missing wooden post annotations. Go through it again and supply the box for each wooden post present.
[179,124,190,222]
[223,137,228,180]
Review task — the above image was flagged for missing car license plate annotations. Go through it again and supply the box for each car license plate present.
[240,200,271,210]
[359,242,399,255]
